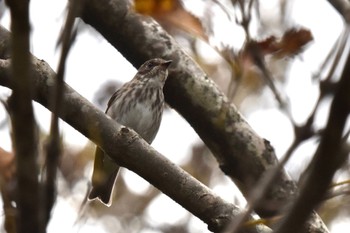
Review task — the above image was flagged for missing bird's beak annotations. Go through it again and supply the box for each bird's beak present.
[161,60,172,68]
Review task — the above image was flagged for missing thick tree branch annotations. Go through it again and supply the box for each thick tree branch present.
[78,1,330,232]
[80,0,295,218]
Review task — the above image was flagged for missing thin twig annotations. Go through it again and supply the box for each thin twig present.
[275,26,350,233]
[225,139,299,233]
[212,0,233,21]
[327,0,350,23]
[43,0,83,225]
[312,28,348,81]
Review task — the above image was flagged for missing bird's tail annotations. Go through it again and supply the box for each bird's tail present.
[88,146,120,206]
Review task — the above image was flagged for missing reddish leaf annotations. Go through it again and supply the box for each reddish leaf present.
[134,0,207,40]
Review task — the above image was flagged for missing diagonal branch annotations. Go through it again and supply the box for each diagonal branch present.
[0,55,271,233]
[0,25,270,232]
[0,0,329,230]
[80,0,294,218]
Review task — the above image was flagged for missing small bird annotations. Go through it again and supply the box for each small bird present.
[89,58,172,206]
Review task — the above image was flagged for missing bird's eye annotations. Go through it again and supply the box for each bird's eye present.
[146,62,155,69]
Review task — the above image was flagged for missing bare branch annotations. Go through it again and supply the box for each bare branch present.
[275,29,350,233]
[79,0,295,218]
[43,0,84,224]
[0,55,271,233]
[328,0,350,23]
[3,1,41,233]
